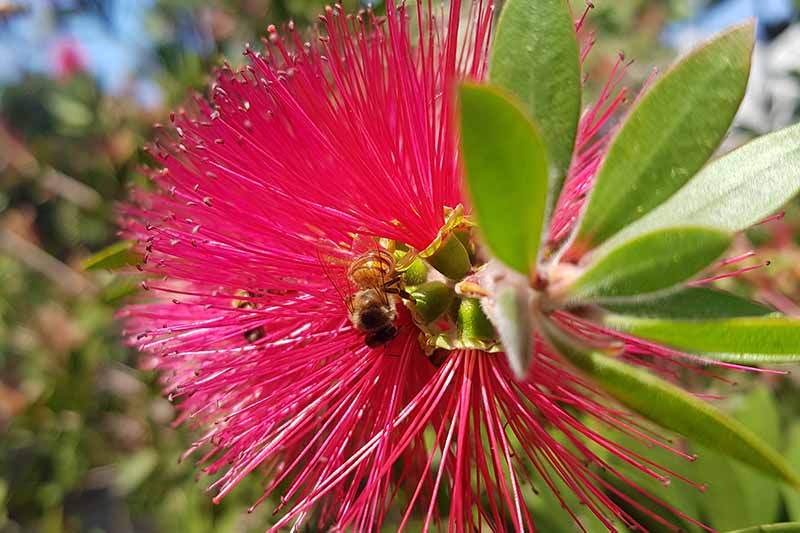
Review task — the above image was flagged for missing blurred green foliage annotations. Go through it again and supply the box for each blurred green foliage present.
[1,0,800,532]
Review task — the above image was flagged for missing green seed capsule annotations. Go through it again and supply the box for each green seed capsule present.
[426,234,471,281]
[411,281,455,323]
[402,256,429,286]
[458,297,496,340]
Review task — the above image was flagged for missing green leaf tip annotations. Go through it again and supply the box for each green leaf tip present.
[576,21,755,247]
[567,226,732,301]
[458,83,549,275]
[489,0,580,187]
[82,240,142,271]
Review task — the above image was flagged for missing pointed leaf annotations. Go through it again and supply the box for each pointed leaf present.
[604,316,800,363]
[542,321,800,488]
[490,0,581,190]
[601,287,773,320]
[82,240,142,271]
[458,83,549,274]
[605,121,800,250]
[567,227,731,301]
[576,22,754,247]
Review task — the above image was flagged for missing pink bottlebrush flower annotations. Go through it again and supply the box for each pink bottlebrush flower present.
[49,37,87,79]
[119,1,746,531]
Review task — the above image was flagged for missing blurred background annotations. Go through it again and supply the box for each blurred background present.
[2,0,800,531]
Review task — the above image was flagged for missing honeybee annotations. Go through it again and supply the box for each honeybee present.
[345,248,409,348]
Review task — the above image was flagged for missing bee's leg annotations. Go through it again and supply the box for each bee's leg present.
[385,287,413,300]
[384,274,403,288]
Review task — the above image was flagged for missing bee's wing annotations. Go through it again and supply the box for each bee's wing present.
[350,233,381,256]
[315,246,355,314]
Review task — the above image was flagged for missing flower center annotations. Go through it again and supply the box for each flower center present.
[390,206,503,356]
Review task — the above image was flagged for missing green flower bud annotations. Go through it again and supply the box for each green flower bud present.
[426,233,471,280]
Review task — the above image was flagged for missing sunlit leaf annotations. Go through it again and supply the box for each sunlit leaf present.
[723,523,800,533]
[575,22,754,247]
[601,287,773,320]
[567,227,731,301]
[490,0,581,196]
[604,316,800,363]
[543,321,800,488]
[605,121,800,249]
[458,83,549,274]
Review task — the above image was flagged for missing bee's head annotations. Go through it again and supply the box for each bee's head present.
[365,325,399,348]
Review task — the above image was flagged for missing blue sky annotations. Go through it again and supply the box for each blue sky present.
[0,0,161,105]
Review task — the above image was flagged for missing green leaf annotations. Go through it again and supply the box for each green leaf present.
[693,387,783,530]
[82,240,142,271]
[489,0,581,191]
[693,442,751,530]
[604,316,800,363]
[587,419,704,533]
[520,443,627,532]
[601,286,773,320]
[576,22,755,247]
[99,276,143,303]
[782,424,800,521]
[458,83,549,274]
[567,227,731,301]
[723,523,800,533]
[113,449,158,495]
[493,282,535,379]
[543,321,800,489]
[732,387,782,526]
[604,122,800,250]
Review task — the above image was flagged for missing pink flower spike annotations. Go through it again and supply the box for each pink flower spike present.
[119,0,778,531]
